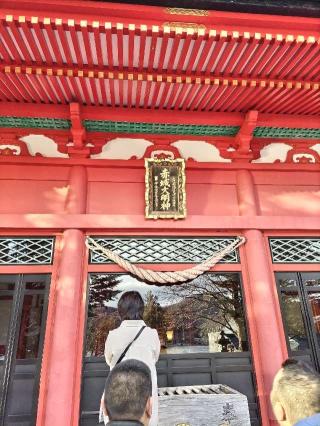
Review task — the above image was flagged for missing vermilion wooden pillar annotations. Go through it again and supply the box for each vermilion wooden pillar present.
[37,165,87,426]
[237,169,288,426]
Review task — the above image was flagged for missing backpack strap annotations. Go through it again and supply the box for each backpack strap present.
[116,325,146,365]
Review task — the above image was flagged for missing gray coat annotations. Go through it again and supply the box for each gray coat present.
[295,414,320,426]
[107,422,143,426]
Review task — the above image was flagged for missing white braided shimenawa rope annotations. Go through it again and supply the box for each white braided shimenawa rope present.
[86,236,246,284]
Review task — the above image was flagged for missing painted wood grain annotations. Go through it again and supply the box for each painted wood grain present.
[158,385,251,426]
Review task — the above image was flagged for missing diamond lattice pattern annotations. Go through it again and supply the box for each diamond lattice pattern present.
[90,237,239,264]
[0,238,54,265]
[269,238,320,263]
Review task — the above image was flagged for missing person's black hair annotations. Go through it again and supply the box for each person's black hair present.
[118,291,144,321]
[282,357,317,374]
[281,358,298,368]
[104,359,152,420]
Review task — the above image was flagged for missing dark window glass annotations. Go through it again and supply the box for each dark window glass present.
[85,273,248,357]
[304,279,320,287]
[280,290,310,351]
[0,282,15,291]
[0,293,14,397]
[279,278,297,288]
[308,292,320,348]
[301,273,320,288]
[0,295,13,359]
[26,281,46,290]
[16,294,44,359]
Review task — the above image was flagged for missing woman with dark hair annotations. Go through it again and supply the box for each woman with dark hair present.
[100,291,160,426]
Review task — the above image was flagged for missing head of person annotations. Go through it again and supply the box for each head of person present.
[271,358,320,426]
[118,291,144,321]
[103,359,152,425]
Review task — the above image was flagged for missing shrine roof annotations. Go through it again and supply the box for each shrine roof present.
[0,0,319,117]
[94,0,320,18]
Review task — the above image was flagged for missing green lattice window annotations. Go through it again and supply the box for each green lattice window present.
[0,116,70,130]
[0,116,319,139]
[254,127,320,139]
[83,120,240,136]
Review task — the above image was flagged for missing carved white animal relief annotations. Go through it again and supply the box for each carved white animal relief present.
[310,143,320,156]
[0,145,21,155]
[20,134,68,158]
[172,140,231,162]
[253,143,292,163]
[91,138,153,159]
[293,153,316,163]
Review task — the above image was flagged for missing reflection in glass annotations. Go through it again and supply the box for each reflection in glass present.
[16,294,44,359]
[0,295,13,360]
[0,282,15,291]
[0,294,13,394]
[308,292,320,348]
[85,273,248,356]
[0,364,3,402]
[26,281,46,290]
[279,279,297,288]
[304,279,320,287]
[281,291,309,351]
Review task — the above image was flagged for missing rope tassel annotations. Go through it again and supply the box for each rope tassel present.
[85,236,246,284]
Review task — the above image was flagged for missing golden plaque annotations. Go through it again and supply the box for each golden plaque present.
[145,158,186,219]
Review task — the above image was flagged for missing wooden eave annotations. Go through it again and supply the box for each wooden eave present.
[0,0,319,117]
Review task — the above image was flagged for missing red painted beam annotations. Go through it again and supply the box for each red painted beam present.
[224,84,248,112]
[0,73,25,101]
[0,60,319,86]
[229,83,256,112]
[166,32,182,74]
[0,102,319,129]
[182,84,202,110]
[32,20,54,65]
[1,154,320,171]
[3,18,314,88]
[68,23,83,67]
[288,90,320,114]
[300,56,320,80]
[291,44,319,79]
[44,21,64,65]
[262,39,292,76]
[187,84,210,110]
[232,36,260,76]
[234,110,258,149]
[241,37,269,76]
[6,20,33,63]
[0,213,319,230]
[185,32,206,73]
[206,85,229,111]
[0,20,22,63]
[137,27,147,72]
[269,39,303,79]
[29,73,52,103]
[48,75,67,103]
[204,34,228,75]
[175,32,194,73]
[174,84,193,110]
[259,86,288,113]
[213,85,239,111]
[2,0,320,36]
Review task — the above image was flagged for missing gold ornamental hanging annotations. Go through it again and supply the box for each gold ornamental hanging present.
[145,157,186,219]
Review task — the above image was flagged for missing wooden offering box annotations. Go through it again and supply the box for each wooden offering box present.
[158,384,250,426]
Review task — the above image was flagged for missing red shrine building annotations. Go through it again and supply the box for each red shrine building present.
[0,0,319,425]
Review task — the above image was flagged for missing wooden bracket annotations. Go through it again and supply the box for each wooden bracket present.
[232,110,259,162]
[69,103,90,158]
